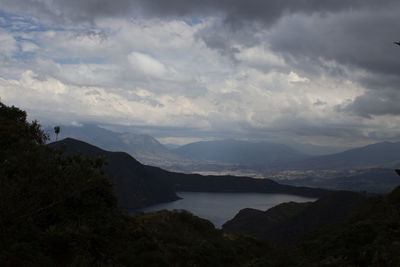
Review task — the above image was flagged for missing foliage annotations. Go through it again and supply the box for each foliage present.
[290,187,400,266]
[0,102,121,265]
[0,102,270,266]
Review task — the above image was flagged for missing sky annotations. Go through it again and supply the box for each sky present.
[1,0,400,147]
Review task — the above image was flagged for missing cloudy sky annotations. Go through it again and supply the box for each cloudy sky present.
[1,0,400,147]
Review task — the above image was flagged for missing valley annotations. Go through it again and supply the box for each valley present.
[52,124,400,194]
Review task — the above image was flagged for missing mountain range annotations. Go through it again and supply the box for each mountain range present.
[173,139,309,166]
[47,124,400,174]
[284,141,400,170]
[51,138,331,209]
[173,140,400,170]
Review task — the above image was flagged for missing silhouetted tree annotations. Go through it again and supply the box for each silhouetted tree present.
[54,126,60,141]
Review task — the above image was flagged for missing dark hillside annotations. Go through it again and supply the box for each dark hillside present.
[161,170,330,198]
[50,138,179,209]
[290,186,400,266]
[223,190,368,246]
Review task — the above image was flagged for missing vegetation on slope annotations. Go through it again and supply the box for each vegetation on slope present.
[291,186,400,266]
[2,102,400,266]
[223,191,368,246]
[0,102,271,266]
[50,138,180,209]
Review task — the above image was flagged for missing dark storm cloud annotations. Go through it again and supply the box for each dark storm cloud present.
[269,116,366,139]
[3,0,398,74]
[139,0,381,25]
[342,70,400,118]
[0,0,389,25]
[260,3,400,119]
[268,7,400,76]
[339,87,400,118]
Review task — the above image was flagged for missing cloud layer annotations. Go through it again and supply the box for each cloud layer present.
[0,1,400,146]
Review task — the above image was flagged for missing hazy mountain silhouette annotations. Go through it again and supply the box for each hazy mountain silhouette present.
[223,190,368,246]
[46,124,186,166]
[173,139,309,166]
[285,141,400,170]
[285,141,349,156]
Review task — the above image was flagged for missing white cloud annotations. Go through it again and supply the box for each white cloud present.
[0,10,399,147]
[20,41,39,52]
[0,70,211,128]
[128,51,167,78]
[288,71,309,83]
[0,30,17,57]
[235,45,286,69]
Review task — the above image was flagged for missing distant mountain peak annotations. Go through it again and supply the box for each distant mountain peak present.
[173,139,308,166]
[286,140,400,170]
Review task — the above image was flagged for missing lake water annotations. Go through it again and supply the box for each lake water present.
[136,192,316,228]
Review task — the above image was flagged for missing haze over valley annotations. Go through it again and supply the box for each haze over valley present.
[49,124,400,194]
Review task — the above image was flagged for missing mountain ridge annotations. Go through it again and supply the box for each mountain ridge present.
[173,139,309,166]
[51,138,331,209]
[285,141,400,170]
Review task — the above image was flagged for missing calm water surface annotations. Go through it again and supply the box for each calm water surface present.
[136,192,316,228]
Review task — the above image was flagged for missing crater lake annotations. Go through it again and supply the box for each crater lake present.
[135,192,316,228]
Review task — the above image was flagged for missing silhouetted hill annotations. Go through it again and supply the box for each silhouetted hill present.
[223,190,368,246]
[287,141,400,170]
[290,185,400,265]
[173,139,309,166]
[50,138,179,209]
[162,172,330,198]
[51,138,331,209]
